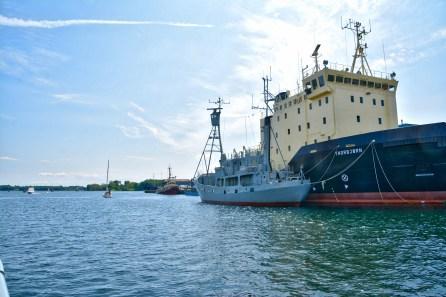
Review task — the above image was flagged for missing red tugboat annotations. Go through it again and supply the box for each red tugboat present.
[156,166,182,195]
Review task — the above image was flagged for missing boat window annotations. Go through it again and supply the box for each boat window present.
[375,82,382,89]
[309,103,312,110]
[378,117,382,125]
[328,74,335,82]
[344,77,351,84]
[382,83,388,90]
[307,122,310,129]
[287,128,290,135]
[318,99,322,106]
[360,80,367,86]
[373,98,376,105]
[225,177,238,186]
[351,95,354,102]
[314,139,317,144]
[381,99,385,106]
[389,85,395,92]
[240,175,253,186]
[318,75,325,87]
[336,76,344,83]
[352,79,359,85]
[360,97,363,104]
[288,145,291,151]
[367,81,374,88]
[298,125,301,132]
[325,97,329,104]
[323,117,326,124]
[312,79,318,90]
[285,113,287,119]
[357,115,361,123]
[297,107,301,114]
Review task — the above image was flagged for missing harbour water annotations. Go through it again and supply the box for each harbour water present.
[0,191,445,296]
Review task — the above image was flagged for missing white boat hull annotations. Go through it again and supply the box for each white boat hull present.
[196,180,310,206]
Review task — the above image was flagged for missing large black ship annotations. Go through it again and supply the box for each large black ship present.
[265,19,446,206]
[289,123,446,206]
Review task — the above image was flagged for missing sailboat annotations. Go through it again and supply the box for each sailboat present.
[103,160,112,198]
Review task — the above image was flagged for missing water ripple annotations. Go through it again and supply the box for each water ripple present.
[1,192,446,296]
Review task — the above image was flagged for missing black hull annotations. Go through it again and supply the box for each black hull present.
[289,123,446,207]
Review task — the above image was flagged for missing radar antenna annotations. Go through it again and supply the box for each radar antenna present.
[193,97,229,178]
[311,44,321,73]
[342,18,373,76]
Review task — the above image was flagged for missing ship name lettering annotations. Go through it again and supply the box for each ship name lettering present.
[335,148,363,156]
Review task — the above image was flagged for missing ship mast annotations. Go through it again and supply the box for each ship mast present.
[194,97,228,177]
[342,18,373,76]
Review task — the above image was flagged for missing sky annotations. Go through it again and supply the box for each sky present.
[1,0,445,186]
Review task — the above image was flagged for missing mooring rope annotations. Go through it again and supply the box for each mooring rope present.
[309,140,375,186]
[372,144,408,203]
[304,145,339,175]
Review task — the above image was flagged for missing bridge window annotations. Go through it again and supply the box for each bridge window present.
[352,79,359,85]
[312,79,318,90]
[318,75,325,87]
[368,81,374,88]
[360,80,367,86]
[382,83,388,90]
[344,77,351,84]
[328,74,335,82]
[336,76,344,83]
[375,83,382,89]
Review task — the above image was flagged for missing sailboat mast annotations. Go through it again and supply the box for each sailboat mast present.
[106,160,109,190]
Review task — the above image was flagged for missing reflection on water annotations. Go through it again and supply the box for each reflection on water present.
[1,191,445,296]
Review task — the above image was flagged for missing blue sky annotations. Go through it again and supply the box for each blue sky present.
[1,0,445,186]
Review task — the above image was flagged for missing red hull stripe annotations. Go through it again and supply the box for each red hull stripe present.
[304,191,446,207]
[202,200,300,207]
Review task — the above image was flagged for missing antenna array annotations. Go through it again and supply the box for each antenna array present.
[342,18,373,76]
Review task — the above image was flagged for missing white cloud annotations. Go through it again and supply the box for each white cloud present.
[127,112,177,146]
[52,93,93,105]
[130,101,145,112]
[116,125,143,138]
[0,15,214,29]
[0,156,17,161]
[39,172,99,178]
[39,172,67,177]
[125,155,153,161]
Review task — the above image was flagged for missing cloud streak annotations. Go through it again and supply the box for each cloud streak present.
[0,15,213,29]
[0,156,17,161]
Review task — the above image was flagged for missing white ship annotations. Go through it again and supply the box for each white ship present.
[26,187,35,194]
[194,82,310,207]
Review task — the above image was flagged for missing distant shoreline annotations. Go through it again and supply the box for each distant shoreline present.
[0,178,193,192]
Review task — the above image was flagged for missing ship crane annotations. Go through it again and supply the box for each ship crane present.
[342,18,373,76]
